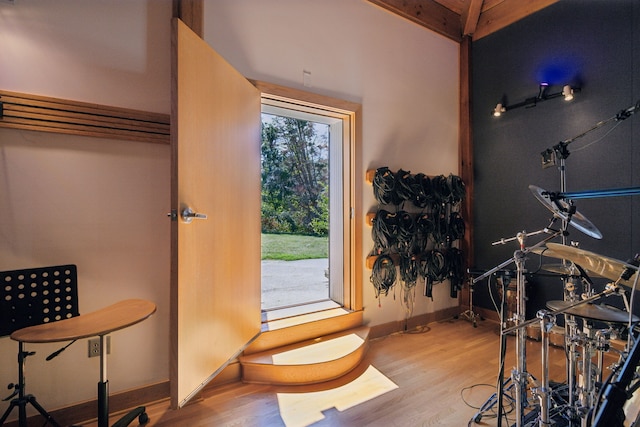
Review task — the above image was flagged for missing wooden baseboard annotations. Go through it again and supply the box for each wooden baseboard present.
[475,305,500,323]
[368,306,462,339]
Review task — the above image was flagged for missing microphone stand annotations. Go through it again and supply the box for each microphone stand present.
[537,100,639,418]
[540,99,640,171]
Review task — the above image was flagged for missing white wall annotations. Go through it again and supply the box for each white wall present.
[204,0,460,326]
[0,0,459,418]
[0,0,172,419]
[0,0,170,111]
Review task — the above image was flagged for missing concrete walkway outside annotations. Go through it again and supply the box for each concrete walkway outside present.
[261,258,329,310]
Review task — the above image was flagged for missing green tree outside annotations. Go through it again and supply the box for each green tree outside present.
[261,114,329,238]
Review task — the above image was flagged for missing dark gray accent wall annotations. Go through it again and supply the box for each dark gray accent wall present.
[471,0,640,319]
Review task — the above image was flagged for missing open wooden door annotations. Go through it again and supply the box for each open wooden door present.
[170,18,262,408]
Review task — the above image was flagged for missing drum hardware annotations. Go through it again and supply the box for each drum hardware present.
[483,102,640,426]
[575,323,606,424]
[543,243,639,415]
[544,187,640,201]
[459,269,485,327]
[529,185,603,240]
[472,226,564,427]
[594,329,613,384]
[546,300,640,325]
[544,246,640,426]
[470,269,516,425]
[503,282,625,427]
[540,99,640,172]
[593,329,640,426]
[531,310,556,426]
[473,141,639,425]
[535,102,639,424]
[475,247,637,427]
[592,270,640,426]
[541,263,581,277]
[544,243,639,289]
[565,272,583,405]
[566,315,580,411]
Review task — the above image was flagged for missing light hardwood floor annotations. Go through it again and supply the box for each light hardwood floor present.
[83,317,629,426]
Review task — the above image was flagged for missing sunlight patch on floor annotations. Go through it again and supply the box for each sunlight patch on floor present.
[271,333,364,364]
[276,365,398,427]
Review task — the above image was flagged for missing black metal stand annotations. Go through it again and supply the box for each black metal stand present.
[0,343,61,427]
[459,270,484,327]
[0,265,77,427]
[470,271,513,426]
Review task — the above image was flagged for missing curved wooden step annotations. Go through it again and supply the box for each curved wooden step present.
[246,307,363,355]
[239,326,369,385]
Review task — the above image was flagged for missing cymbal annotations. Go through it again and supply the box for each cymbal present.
[546,242,638,287]
[541,263,580,276]
[529,185,603,239]
[547,300,639,324]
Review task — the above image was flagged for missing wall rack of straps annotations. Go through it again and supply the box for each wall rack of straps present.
[366,167,466,308]
[0,90,170,144]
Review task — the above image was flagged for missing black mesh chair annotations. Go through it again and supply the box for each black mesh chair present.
[0,264,79,427]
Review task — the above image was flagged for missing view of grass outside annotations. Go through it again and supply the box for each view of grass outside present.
[261,233,328,261]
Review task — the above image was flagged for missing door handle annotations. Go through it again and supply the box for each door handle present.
[181,207,208,224]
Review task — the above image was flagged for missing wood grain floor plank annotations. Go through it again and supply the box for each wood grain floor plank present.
[81,318,635,426]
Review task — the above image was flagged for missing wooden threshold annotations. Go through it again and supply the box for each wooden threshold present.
[261,300,341,323]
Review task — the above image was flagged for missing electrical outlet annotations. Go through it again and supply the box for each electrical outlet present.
[88,336,111,358]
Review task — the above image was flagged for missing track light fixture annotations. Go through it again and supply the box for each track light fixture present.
[562,84,574,101]
[493,103,506,117]
[492,83,579,117]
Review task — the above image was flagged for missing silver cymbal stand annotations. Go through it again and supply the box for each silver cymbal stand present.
[475,225,562,427]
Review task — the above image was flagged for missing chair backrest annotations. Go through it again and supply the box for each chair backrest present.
[0,265,79,337]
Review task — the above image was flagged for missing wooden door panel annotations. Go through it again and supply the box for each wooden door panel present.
[170,18,261,408]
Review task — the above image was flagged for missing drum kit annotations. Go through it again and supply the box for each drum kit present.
[468,100,640,427]
[470,184,640,427]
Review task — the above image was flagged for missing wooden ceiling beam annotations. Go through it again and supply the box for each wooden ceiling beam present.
[366,0,462,42]
[461,0,484,37]
[368,0,558,42]
[472,0,559,40]
[172,0,204,38]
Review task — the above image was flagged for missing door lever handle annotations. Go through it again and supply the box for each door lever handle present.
[181,207,208,224]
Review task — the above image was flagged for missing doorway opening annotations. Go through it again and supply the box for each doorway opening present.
[257,82,360,319]
[261,109,337,312]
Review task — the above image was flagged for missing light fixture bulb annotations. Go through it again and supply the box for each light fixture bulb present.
[563,85,574,101]
[493,103,505,117]
[538,83,549,99]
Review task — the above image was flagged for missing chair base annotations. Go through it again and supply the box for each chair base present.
[111,406,149,427]
[0,393,61,427]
